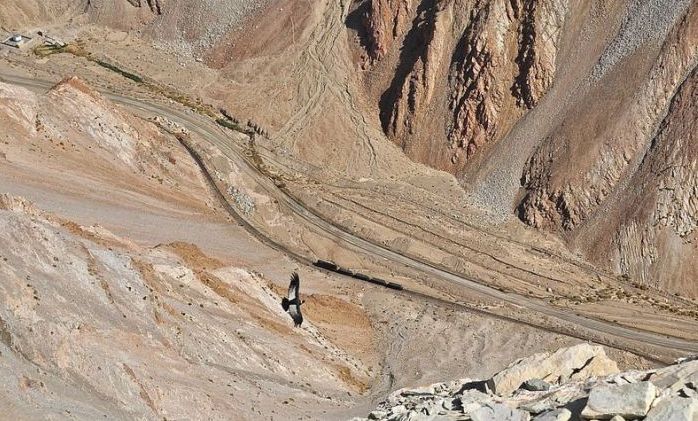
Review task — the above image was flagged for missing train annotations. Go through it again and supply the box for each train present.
[314,260,404,290]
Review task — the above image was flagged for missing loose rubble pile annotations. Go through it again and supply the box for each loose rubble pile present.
[357,344,698,420]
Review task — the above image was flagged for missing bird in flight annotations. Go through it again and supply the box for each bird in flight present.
[281,272,304,327]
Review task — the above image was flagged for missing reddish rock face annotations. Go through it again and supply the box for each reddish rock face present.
[353,0,696,294]
[354,0,567,172]
[517,5,698,292]
[360,0,415,65]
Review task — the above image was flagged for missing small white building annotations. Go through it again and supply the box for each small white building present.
[2,34,32,48]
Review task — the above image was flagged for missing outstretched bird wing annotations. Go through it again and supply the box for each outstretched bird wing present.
[287,272,303,326]
[288,272,300,301]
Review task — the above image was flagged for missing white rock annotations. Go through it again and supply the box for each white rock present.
[441,397,458,411]
[650,360,698,394]
[391,404,408,414]
[644,397,698,421]
[522,379,552,391]
[488,344,619,396]
[532,408,572,421]
[460,389,492,414]
[519,382,587,413]
[400,385,436,397]
[581,381,656,419]
[391,411,439,421]
[471,403,530,421]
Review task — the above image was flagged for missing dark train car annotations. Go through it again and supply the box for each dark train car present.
[353,273,371,281]
[315,260,404,291]
[314,260,338,271]
[336,267,354,276]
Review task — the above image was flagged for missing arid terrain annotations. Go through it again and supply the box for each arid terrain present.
[0,0,696,419]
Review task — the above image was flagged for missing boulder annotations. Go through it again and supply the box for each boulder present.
[531,409,572,421]
[399,385,436,397]
[644,397,698,421]
[390,411,439,421]
[441,397,459,411]
[435,379,472,396]
[415,399,442,416]
[678,383,697,399]
[518,382,587,414]
[471,403,531,421]
[581,381,656,419]
[391,404,408,415]
[650,360,698,394]
[488,344,619,396]
[459,389,493,414]
[605,370,653,386]
[360,347,698,421]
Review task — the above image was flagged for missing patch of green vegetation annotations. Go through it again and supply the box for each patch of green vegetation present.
[215,118,244,132]
[93,59,143,83]
[33,44,64,57]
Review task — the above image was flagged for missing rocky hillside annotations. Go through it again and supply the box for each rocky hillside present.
[0,0,84,29]
[517,4,698,295]
[352,0,570,172]
[3,0,694,296]
[0,194,368,419]
[0,76,375,419]
[355,0,567,170]
[0,0,266,54]
[0,76,208,207]
[357,343,698,420]
[350,0,697,296]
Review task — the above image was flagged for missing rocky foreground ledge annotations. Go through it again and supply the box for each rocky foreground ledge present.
[356,344,697,421]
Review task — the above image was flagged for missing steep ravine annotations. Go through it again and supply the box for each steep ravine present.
[355,0,568,172]
[518,4,698,296]
[352,0,697,296]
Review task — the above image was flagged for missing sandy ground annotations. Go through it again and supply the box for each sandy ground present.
[0,2,696,418]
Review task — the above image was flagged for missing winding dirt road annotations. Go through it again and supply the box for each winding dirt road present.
[3,71,697,358]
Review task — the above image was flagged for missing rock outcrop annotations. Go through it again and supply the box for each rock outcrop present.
[358,0,568,170]
[581,382,657,419]
[350,0,698,295]
[0,77,192,184]
[517,4,698,296]
[446,0,567,160]
[357,344,698,421]
[487,344,619,396]
[358,0,416,65]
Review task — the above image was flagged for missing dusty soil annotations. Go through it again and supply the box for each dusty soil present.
[1,1,697,419]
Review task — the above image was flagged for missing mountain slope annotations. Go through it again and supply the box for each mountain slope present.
[347,0,697,295]
[0,194,368,419]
